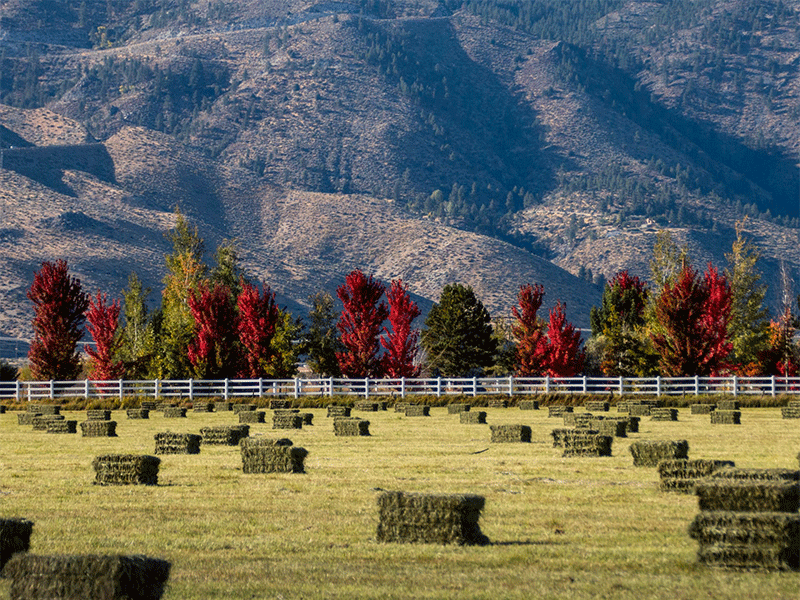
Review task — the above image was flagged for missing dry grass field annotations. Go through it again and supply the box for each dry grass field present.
[0,402,799,599]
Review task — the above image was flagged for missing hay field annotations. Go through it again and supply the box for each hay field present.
[0,405,799,599]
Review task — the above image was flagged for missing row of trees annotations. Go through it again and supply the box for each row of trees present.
[19,214,800,382]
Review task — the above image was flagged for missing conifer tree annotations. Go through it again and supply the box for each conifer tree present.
[265,309,302,378]
[85,291,124,380]
[381,279,421,378]
[304,292,344,377]
[336,270,388,378]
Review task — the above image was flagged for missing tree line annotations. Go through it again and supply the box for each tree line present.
[11,214,800,382]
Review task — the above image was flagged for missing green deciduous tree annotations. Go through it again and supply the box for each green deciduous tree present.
[119,272,156,379]
[303,292,344,377]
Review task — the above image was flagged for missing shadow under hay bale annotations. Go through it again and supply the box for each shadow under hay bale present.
[658,459,736,493]
[0,518,33,572]
[92,454,160,486]
[781,407,800,419]
[490,424,531,443]
[200,425,249,445]
[691,404,716,415]
[584,401,609,412]
[273,414,302,429]
[376,491,489,546]
[695,481,800,513]
[233,404,257,414]
[548,406,573,418]
[214,401,232,412]
[333,417,370,436]
[650,408,679,421]
[32,415,64,431]
[192,402,214,413]
[518,400,539,410]
[269,400,290,409]
[327,406,351,418]
[163,407,187,418]
[404,405,430,417]
[86,410,111,421]
[126,408,149,419]
[239,410,266,424]
[81,420,117,438]
[3,554,171,600]
[447,403,470,414]
[561,431,613,457]
[154,433,201,455]
[460,411,486,424]
[629,440,689,467]
[711,410,741,424]
[46,420,77,434]
[240,437,307,473]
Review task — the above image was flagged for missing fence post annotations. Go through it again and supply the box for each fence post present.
[401,377,406,399]
[224,378,229,400]
[258,378,264,398]
[508,375,513,397]
[771,375,776,397]
[364,378,369,399]
[327,377,333,398]
[49,380,54,400]
[656,376,661,397]
[154,379,160,400]
[189,379,194,402]
[618,377,623,396]
[732,375,738,397]
[15,380,20,403]
[472,377,477,397]
[582,376,587,394]
[293,378,299,400]
[544,376,550,394]
[119,379,123,403]
[693,376,698,396]
[436,377,441,398]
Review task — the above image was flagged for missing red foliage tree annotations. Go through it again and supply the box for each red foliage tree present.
[511,284,549,376]
[700,264,733,373]
[336,270,389,378]
[380,279,421,378]
[545,301,585,377]
[237,281,280,378]
[27,260,89,380]
[187,283,240,379]
[85,291,124,380]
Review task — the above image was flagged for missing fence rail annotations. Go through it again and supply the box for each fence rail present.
[0,375,798,401]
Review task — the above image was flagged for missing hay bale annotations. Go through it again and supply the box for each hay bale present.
[17,413,41,426]
[200,425,250,445]
[658,459,736,493]
[711,410,741,425]
[240,437,307,473]
[695,480,800,512]
[378,401,389,411]
[710,468,800,482]
[140,401,158,410]
[333,417,370,436]
[781,407,800,419]
[629,440,689,467]
[162,407,187,418]
[404,405,430,417]
[327,405,351,417]
[0,406,5,414]
[126,408,149,419]
[272,414,303,429]
[156,403,176,411]
[376,491,489,545]
[0,518,33,571]
[269,400,290,409]
[490,424,531,443]
[214,401,232,412]
[617,401,630,413]
[694,542,800,571]
[629,404,652,417]
[3,553,171,599]
[86,410,112,421]
[46,420,77,434]
[354,402,380,412]
[460,411,486,424]
[488,399,508,409]
[233,403,257,414]
[718,400,740,411]
[691,404,716,415]
[239,410,266,424]
[594,419,627,438]
[447,403,471,414]
[192,402,213,413]
[154,432,201,455]
[518,400,539,410]
[565,413,595,427]
[562,431,613,457]
[650,408,679,421]
[789,401,800,409]
[28,404,60,415]
[394,402,410,413]
[80,420,117,438]
[551,428,572,448]
[300,412,313,425]
[548,405,573,417]
[621,416,640,433]
[32,415,64,431]
[92,454,160,486]
[584,401,609,412]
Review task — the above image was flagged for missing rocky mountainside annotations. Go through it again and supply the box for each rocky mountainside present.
[0,0,798,342]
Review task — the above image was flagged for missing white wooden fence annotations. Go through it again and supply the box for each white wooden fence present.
[0,375,798,401]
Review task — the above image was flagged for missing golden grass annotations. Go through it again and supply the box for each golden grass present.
[0,406,799,599]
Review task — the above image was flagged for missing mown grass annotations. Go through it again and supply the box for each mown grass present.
[0,404,799,599]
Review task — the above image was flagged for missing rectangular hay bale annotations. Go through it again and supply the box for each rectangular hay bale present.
[710,468,800,482]
[691,404,716,415]
[354,402,380,412]
[689,512,800,548]
[629,404,652,417]
[717,400,740,411]
[711,410,741,425]
[154,432,201,455]
[488,400,508,409]
[80,420,117,438]
[629,439,689,467]
[695,480,800,512]
[200,425,250,445]
[694,542,800,571]
[548,405,573,417]
[192,402,214,413]
[781,407,800,419]
[239,410,266,424]
[140,401,158,410]
[333,417,371,436]
[650,408,679,421]
[162,407,187,418]
[327,405,351,417]
[657,459,736,493]
[584,401,609,412]
[269,400,290,409]
[518,400,539,410]
[404,405,430,417]
[28,404,60,415]
[214,402,233,412]
[17,413,41,425]
[233,404,257,414]
[46,420,77,434]
[92,454,160,486]
[490,424,531,443]
[126,408,150,419]
[240,437,307,473]
[272,414,303,429]
[32,415,64,431]
[560,430,613,457]
[460,411,486,424]
[447,403,470,414]
[86,410,112,421]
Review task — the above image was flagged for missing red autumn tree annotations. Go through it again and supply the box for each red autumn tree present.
[545,301,585,377]
[511,283,549,376]
[85,291,124,380]
[700,264,733,373]
[237,281,280,378]
[336,270,389,378]
[381,279,421,378]
[187,282,240,379]
[27,260,89,380]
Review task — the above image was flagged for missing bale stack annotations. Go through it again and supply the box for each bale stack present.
[404,405,430,417]
[214,401,233,412]
[376,491,489,545]
[3,554,171,600]
[488,400,508,409]
[584,401,609,412]
[0,518,33,571]
[273,414,303,429]
[30,404,60,416]
[327,405,351,417]
[163,407,187,418]
[270,400,290,409]
[200,425,249,445]
[394,402,410,413]
[126,408,150,419]
[629,440,689,467]
[709,469,800,483]
[92,454,160,485]
[561,431,613,457]
[691,404,716,415]
[240,437,307,473]
[594,419,627,438]
[156,403,176,411]
[657,459,736,493]
[354,402,380,412]
[46,420,77,434]
[711,410,741,425]
[518,400,539,410]
[629,404,653,417]
[460,411,486,424]
[274,408,300,415]
[140,401,158,410]
[621,416,640,433]
[86,410,112,421]
[17,412,40,425]
[565,413,595,427]
[334,417,371,436]
[550,428,572,448]
[651,408,679,421]
[689,472,800,570]
[233,404,257,414]
[80,420,117,437]
[239,410,266,424]
[154,433,201,455]
[447,404,470,414]
[781,405,800,419]
[192,402,214,413]
[717,400,740,411]
[32,415,64,431]
[617,401,631,413]
[490,424,531,443]
[548,406,573,418]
